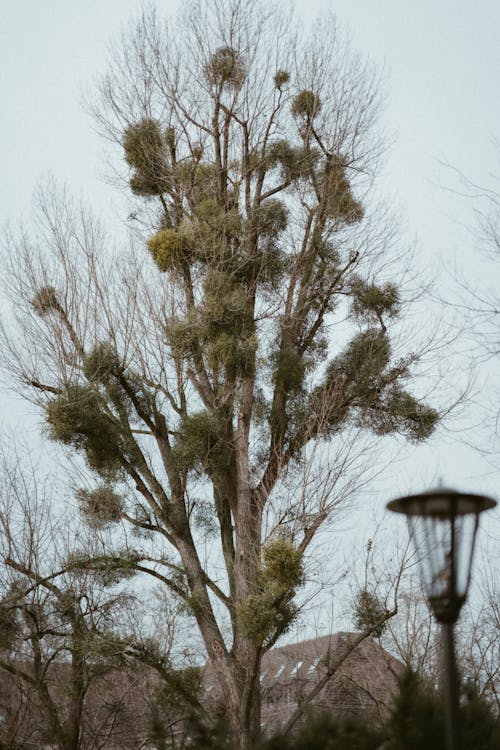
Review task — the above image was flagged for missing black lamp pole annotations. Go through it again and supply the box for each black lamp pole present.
[442,619,460,750]
[387,488,496,750]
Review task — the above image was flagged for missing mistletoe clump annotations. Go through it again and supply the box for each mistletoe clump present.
[67,549,140,587]
[366,385,439,442]
[77,485,123,528]
[252,199,288,238]
[332,328,438,440]
[172,410,228,477]
[353,588,389,638]
[332,328,392,401]
[292,89,321,120]
[313,328,438,442]
[205,46,246,89]
[46,384,122,476]
[321,160,364,224]
[194,198,242,258]
[273,70,290,89]
[206,330,258,380]
[83,342,122,383]
[168,314,199,361]
[239,538,304,644]
[273,343,307,395]
[201,271,257,378]
[174,160,219,205]
[147,228,191,272]
[350,277,400,324]
[202,272,253,335]
[123,118,170,196]
[32,286,61,316]
[267,139,319,182]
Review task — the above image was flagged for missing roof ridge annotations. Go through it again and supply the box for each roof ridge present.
[269,631,359,653]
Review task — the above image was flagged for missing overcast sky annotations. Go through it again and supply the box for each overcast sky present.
[1,0,499,510]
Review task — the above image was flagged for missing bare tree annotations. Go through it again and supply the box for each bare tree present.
[441,147,500,468]
[459,550,500,711]
[359,531,500,714]
[0,453,150,750]
[452,148,500,359]
[0,0,445,743]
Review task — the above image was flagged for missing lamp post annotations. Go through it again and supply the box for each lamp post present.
[387,487,496,750]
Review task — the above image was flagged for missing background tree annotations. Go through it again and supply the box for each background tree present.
[0,0,442,743]
[443,146,500,468]
[351,531,499,720]
[455,554,499,713]
[453,146,500,357]
[0,454,143,750]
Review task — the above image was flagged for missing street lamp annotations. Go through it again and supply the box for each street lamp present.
[387,487,497,750]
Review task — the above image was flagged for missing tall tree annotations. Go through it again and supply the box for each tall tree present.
[1,0,440,742]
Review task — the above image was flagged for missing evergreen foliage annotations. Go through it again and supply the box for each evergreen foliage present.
[184,713,381,750]
[182,675,499,749]
[156,665,202,711]
[0,604,17,651]
[262,714,381,750]
[460,683,500,750]
[146,704,170,750]
[384,669,500,750]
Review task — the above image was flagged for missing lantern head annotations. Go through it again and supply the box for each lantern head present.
[387,488,496,623]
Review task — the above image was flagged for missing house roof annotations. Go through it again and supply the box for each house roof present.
[260,633,402,733]
[203,632,403,733]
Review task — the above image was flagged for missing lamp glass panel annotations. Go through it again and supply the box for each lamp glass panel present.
[407,512,479,600]
[454,512,480,597]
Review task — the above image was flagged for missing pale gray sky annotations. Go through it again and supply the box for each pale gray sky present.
[2,1,499,221]
[1,0,499,505]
